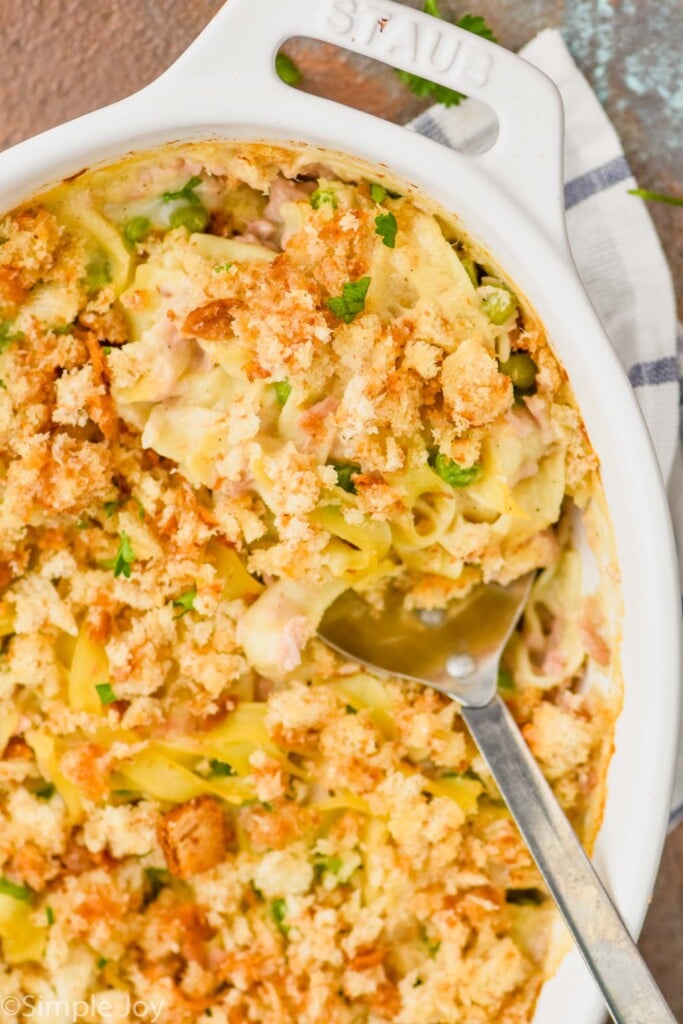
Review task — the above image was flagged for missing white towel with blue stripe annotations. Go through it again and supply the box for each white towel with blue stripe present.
[410,28,682,830]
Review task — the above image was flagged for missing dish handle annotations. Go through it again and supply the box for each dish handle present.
[160,0,567,249]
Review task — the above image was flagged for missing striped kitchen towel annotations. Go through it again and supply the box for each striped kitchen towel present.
[410,28,682,830]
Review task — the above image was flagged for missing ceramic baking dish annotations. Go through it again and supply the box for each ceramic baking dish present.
[0,1,679,1021]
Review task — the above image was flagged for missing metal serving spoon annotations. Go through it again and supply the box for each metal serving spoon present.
[319,574,677,1024]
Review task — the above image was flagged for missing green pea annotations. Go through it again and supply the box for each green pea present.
[498,353,538,393]
[123,216,151,246]
[273,380,292,405]
[429,451,482,488]
[481,287,518,325]
[84,254,111,295]
[169,204,210,233]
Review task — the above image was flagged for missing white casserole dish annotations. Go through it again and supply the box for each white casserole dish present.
[0,1,679,1021]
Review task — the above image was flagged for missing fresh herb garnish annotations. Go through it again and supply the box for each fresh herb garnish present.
[370,184,388,204]
[497,667,516,694]
[46,906,55,926]
[311,187,338,210]
[173,586,197,618]
[421,926,441,956]
[52,323,75,335]
[162,176,203,204]
[628,188,683,207]
[95,682,117,706]
[0,319,25,352]
[213,261,232,273]
[396,3,496,106]
[144,867,172,904]
[101,531,136,578]
[270,897,289,933]
[275,52,301,86]
[0,877,32,901]
[123,216,151,247]
[313,855,343,879]
[429,450,482,488]
[209,759,236,777]
[0,380,5,390]
[273,380,292,405]
[375,211,398,248]
[326,277,371,323]
[103,499,120,518]
[34,782,56,799]
[331,461,361,494]
[97,956,108,970]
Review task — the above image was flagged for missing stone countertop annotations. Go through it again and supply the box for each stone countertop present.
[1,0,681,1015]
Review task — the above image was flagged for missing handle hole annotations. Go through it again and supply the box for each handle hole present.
[277,38,499,156]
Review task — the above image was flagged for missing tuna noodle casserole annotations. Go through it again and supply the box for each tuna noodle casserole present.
[0,143,620,1024]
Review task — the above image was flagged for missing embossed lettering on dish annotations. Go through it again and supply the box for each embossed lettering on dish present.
[321,0,493,86]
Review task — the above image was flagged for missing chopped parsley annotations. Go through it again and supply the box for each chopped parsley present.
[310,187,338,210]
[275,51,301,86]
[95,682,117,706]
[313,854,343,879]
[173,586,197,618]
[34,782,56,799]
[326,277,371,323]
[375,211,398,248]
[0,319,25,353]
[270,897,289,933]
[102,530,136,578]
[45,906,55,926]
[429,450,482,488]
[0,380,5,390]
[213,261,232,273]
[209,758,236,777]
[628,188,683,207]
[273,380,292,405]
[144,867,172,904]
[162,175,203,204]
[134,497,145,521]
[52,322,75,335]
[331,461,361,494]
[0,877,32,901]
[370,183,387,204]
[97,956,108,970]
[421,926,441,956]
[103,498,120,518]
[497,667,516,694]
[396,4,497,106]
[123,216,151,246]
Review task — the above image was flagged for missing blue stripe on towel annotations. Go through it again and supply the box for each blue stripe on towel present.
[564,155,631,210]
[628,356,679,388]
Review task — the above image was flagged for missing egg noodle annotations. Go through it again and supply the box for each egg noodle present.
[0,142,620,1023]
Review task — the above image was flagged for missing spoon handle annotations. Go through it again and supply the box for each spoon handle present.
[460,696,676,1024]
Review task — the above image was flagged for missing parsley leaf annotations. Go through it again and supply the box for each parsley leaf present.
[95,682,117,706]
[97,956,108,970]
[331,461,361,494]
[46,906,55,926]
[173,586,197,618]
[276,52,301,86]
[162,175,203,204]
[375,211,398,248]
[273,380,292,405]
[34,781,55,799]
[0,380,5,390]
[311,187,338,210]
[0,877,32,901]
[101,530,136,578]
[326,277,371,323]
[209,758,236,777]
[213,261,232,273]
[628,188,683,207]
[270,898,289,933]
[0,319,25,353]
[497,667,516,694]
[396,4,497,106]
[429,450,482,488]
[103,499,120,518]
[370,183,387,204]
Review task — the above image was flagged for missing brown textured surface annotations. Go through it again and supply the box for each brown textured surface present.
[0,0,681,1016]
